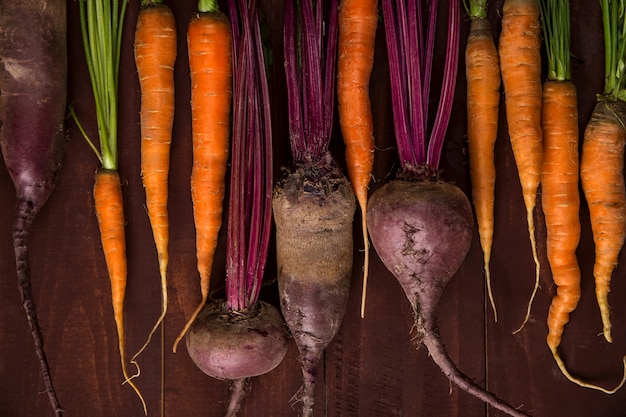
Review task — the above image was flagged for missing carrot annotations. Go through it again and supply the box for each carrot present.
[93,169,147,406]
[581,0,626,348]
[498,0,543,332]
[173,0,232,353]
[73,0,147,412]
[337,0,377,318]
[132,0,176,361]
[464,0,500,321]
[541,0,626,393]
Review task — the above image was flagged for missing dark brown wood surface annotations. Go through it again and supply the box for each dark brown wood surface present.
[2,0,626,416]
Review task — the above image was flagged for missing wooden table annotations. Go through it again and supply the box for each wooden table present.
[1,0,625,416]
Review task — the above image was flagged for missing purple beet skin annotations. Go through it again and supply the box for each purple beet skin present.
[0,1,67,416]
[368,179,530,417]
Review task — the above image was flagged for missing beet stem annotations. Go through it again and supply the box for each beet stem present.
[224,378,250,417]
[14,198,63,417]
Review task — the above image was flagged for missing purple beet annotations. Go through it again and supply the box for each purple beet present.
[368,179,529,417]
[186,300,289,416]
[0,1,67,415]
[273,157,355,417]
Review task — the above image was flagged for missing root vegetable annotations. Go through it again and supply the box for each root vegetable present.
[273,1,355,415]
[369,1,530,415]
[0,0,67,414]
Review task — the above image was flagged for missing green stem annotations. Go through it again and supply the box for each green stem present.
[198,0,219,13]
[463,0,487,20]
[601,0,626,100]
[539,0,570,82]
[76,0,127,170]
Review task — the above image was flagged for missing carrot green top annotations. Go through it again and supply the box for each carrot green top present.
[74,0,128,171]
[601,0,626,101]
[199,0,219,13]
[540,0,571,82]
[464,0,488,20]
[140,0,164,6]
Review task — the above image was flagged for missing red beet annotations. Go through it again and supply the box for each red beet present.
[0,1,67,415]
[273,158,355,416]
[368,179,529,417]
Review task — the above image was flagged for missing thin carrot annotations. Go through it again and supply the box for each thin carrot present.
[73,0,147,412]
[498,0,542,332]
[337,0,377,318]
[464,0,500,321]
[93,169,147,407]
[173,0,232,353]
[581,0,626,346]
[132,0,176,356]
[543,0,626,393]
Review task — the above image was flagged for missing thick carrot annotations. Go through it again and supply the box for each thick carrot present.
[576,99,626,392]
[464,0,500,321]
[173,0,232,352]
[498,0,542,331]
[337,0,377,318]
[133,0,176,356]
[542,0,626,393]
[581,0,626,347]
[93,169,147,411]
[582,100,626,343]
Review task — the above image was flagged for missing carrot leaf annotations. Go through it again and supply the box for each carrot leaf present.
[464,0,488,19]
[540,0,571,82]
[601,0,626,100]
[76,0,127,171]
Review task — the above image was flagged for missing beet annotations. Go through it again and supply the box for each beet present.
[273,158,355,416]
[187,300,289,416]
[368,178,530,417]
[0,1,67,415]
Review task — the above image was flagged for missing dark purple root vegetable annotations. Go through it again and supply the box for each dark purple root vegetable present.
[186,300,289,416]
[0,1,67,416]
[368,179,530,417]
[273,156,355,417]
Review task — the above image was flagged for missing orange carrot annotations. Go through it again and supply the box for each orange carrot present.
[498,0,542,331]
[132,0,176,355]
[464,0,500,321]
[173,1,232,352]
[542,0,626,392]
[74,0,148,412]
[337,0,377,318]
[580,0,626,347]
[94,169,147,411]
[545,82,626,393]
[582,100,626,343]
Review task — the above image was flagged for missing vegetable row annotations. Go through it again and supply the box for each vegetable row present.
[2,0,626,416]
